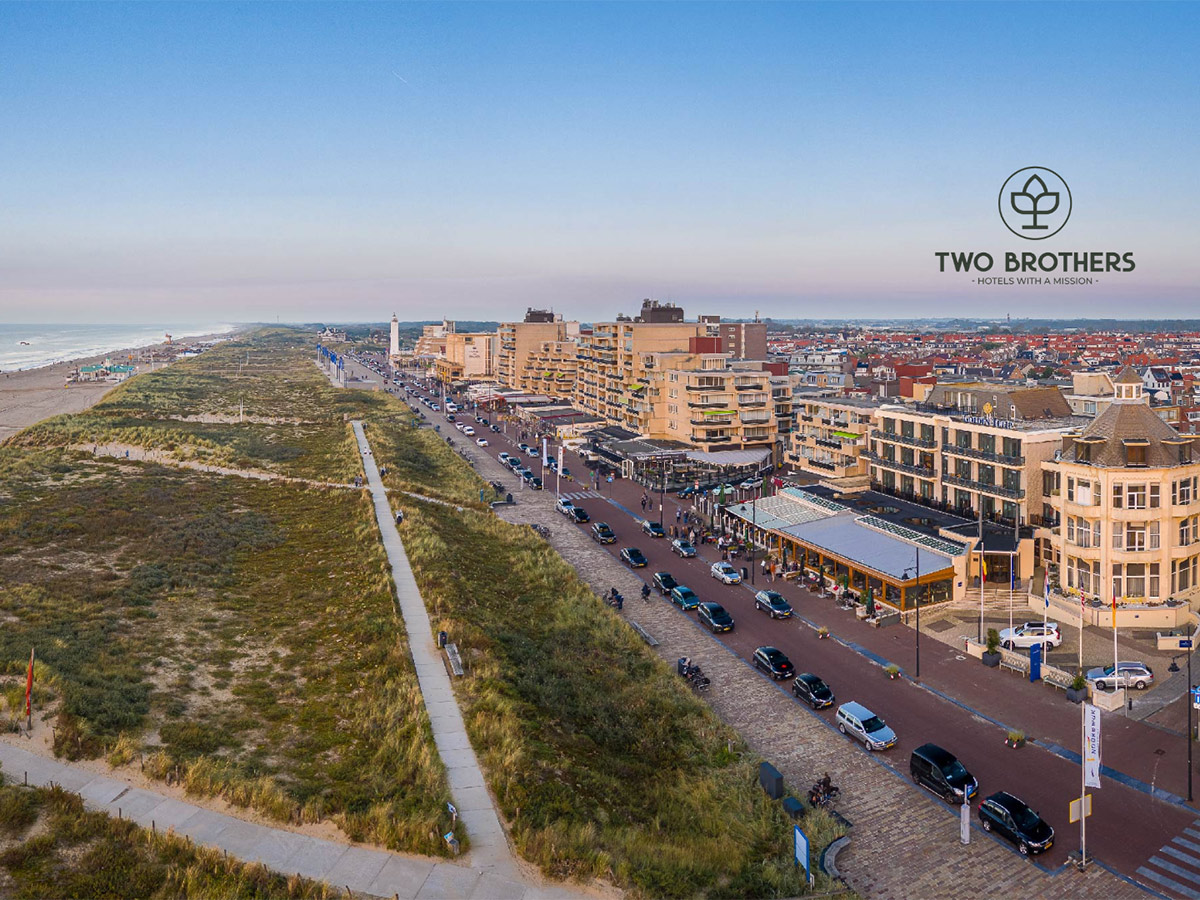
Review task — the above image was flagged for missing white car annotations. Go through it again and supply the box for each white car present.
[999,621,1063,650]
[711,561,742,585]
[526,446,540,457]
[463,426,476,436]
[475,438,489,446]
[555,498,575,515]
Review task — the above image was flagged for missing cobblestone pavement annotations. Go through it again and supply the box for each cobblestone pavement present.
[467,450,1145,900]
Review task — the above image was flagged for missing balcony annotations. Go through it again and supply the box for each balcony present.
[864,451,934,479]
[815,437,842,450]
[692,434,733,444]
[800,414,814,423]
[686,383,727,393]
[734,382,763,391]
[740,414,772,425]
[807,459,837,472]
[688,399,732,409]
[941,443,1024,467]
[871,429,937,450]
[692,417,734,427]
[942,473,1025,500]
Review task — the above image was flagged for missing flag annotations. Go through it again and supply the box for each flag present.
[24,648,34,718]
[1044,578,1050,609]
[981,557,988,579]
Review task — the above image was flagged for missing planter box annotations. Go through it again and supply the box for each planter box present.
[1092,686,1127,711]
[855,606,870,620]
[1065,687,1087,704]
[981,651,1001,668]
[964,639,985,660]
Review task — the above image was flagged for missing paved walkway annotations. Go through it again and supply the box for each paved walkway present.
[351,420,518,881]
[0,742,568,900]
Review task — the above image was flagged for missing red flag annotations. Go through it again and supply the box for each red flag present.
[24,648,34,718]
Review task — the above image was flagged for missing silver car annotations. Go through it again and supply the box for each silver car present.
[1086,661,1154,691]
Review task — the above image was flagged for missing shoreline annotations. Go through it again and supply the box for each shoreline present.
[0,329,241,443]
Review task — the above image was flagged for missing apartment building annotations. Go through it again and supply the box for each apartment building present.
[495,311,578,393]
[1042,368,1200,616]
[433,332,497,384]
[517,339,579,401]
[643,351,778,454]
[866,384,1084,525]
[414,320,454,358]
[788,397,877,485]
[575,320,708,423]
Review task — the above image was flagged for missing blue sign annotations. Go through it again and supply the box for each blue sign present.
[1181,639,1193,649]
[1192,686,1200,706]
[1029,643,1042,683]
[793,824,811,883]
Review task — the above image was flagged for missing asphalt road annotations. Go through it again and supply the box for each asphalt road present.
[370,361,1200,893]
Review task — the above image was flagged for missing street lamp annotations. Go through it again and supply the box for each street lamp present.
[903,546,922,679]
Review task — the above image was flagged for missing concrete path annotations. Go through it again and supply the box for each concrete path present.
[0,742,579,900]
[351,420,518,880]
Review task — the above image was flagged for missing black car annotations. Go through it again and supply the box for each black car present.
[570,506,590,523]
[490,424,501,432]
[620,547,648,568]
[653,571,678,595]
[530,476,543,490]
[591,522,616,544]
[697,602,734,633]
[978,792,1053,856]
[754,590,793,619]
[911,743,978,803]
[791,673,834,709]
[641,520,666,538]
[753,646,794,680]
[677,485,698,498]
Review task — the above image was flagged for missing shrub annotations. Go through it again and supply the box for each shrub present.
[985,628,1001,654]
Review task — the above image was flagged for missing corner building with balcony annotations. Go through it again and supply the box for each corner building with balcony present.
[1042,368,1200,619]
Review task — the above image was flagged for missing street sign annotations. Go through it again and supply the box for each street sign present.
[1192,686,1200,710]
[1083,703,1102,789]
[1181,639,1194,649]
[1069,793,1092,823]
[793,824,811,884]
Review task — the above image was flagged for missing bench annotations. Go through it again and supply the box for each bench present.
[1041,667,1074,692]
[629,621,660,647]
[444,643,465,677]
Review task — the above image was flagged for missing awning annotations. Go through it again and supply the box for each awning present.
[684,448,772,466]
[833,430,860,441]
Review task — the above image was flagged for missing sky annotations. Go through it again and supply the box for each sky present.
[0,1,1196,324]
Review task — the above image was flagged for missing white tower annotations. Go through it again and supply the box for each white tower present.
[389,313,400,358]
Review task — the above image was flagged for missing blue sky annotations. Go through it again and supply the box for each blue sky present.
[0,2,1195,323]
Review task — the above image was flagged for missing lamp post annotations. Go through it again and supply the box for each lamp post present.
[1177,645,1196,802]
[903,549,922,679]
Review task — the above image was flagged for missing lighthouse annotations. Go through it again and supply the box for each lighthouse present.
[389,313,400,359]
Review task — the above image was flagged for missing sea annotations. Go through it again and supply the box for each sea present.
[0,323,238,372]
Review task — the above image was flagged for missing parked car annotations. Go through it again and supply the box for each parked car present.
[530,476,543,490]
[591,522,616,544]
[475,437,489,446]
[671,539,697,558]
[620,547,648,568]
[753,646,794,680]
[999,621,1063,650]
[792,673,834,709]
[711,561,742,584]
[570,506,590,523]
[498,452,510,463]
[560,467,573,480]
[521,471,536,485]
[978,792,1054,855]
[910,743,978,803]
[526,446,540,457]
[463,426,476,436]
[754,590,793,619]
[698,602,734,633]
[835,701,897,751]
[1087,662,1154,691]
[517,443,530,453]
[555,498,575,515]
[490,424,501,432]
[670,586,700,610]
[641,520,666,539]
[740,477,763,489]
[677,485,698,498]
[652,571,678,595]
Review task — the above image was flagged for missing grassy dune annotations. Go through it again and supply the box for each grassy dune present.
[401,498,821,898]
[0,772,335,899]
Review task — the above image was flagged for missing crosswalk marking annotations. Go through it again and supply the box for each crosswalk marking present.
[1174,837,1200,856]
[1160,846,1200,881]
[1138,866,1200,900]
[1150,856,1200,889]
[558,491,602,501]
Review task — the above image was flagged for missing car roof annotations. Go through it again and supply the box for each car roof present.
[699,601,723,611]
[913,743,956,766]
[839,701,873,719]
[986,791,1031,815]
[674,585,695,594]
[796,672,823,685]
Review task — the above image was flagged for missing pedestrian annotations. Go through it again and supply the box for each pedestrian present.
[721,546,728,562]
[761,558,768,578]
[675,508,681,523]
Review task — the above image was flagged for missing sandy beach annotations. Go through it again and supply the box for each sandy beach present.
[0,332,238,443]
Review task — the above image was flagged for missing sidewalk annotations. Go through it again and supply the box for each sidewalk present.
[0,742,583,900]
[351,420,517,879]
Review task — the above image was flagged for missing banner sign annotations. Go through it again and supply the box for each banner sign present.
[1084,703,1102,788]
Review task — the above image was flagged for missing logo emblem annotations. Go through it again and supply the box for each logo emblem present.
[998,167,1071,240]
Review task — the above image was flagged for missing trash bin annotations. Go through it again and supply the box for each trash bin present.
[506,493,514,504]
[741,566,749,580]
[437,631,448,648]
[677,657,688,676]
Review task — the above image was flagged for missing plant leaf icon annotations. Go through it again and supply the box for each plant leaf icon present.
[1023,174,1049,196]
[1011,191,1036,214]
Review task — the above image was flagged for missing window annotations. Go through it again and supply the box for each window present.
[1124,524,1146,552]
[1126,444,1147,466]
[1150,563,1160,599]
[1150,484,1161,508]
[1112,483,1123,509]
[1067,517,1075,543]
[1150,521,1160,550]
[1067,477,1075,502]
[1076,479,1093,506]
[1125,563,1146,598]
[978,464,996,486]
[921,423,935,443]
[1003,437,1022,459]
[1127,484,1147,510]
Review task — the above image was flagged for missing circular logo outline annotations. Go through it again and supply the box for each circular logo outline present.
[998,166,1072,240]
